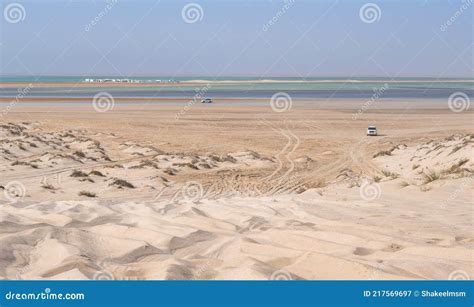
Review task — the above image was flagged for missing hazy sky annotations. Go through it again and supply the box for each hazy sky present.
[1,0,472,77]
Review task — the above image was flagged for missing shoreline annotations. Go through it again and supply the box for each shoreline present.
[0,97,455,111]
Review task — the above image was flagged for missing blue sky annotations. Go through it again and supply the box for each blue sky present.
[1,0,472,77]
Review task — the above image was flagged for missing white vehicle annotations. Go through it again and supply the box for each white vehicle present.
[367,126,378,136]
[201,98,213,103]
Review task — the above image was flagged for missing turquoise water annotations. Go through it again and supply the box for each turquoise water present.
[1,76,472,99]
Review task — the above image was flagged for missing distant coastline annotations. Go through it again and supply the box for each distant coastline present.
[0,75,473,86]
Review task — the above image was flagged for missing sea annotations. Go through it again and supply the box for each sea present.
[0,76,472,100]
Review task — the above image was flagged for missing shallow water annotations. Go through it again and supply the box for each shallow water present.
[1,78,472,100]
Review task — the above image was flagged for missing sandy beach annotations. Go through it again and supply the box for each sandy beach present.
[0,98,472,280]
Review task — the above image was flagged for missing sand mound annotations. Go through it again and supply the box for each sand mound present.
[374,134,473,185]
[0,123,275,203]
[0,123,472,280]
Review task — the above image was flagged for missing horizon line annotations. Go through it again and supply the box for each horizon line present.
[1,75,473,80]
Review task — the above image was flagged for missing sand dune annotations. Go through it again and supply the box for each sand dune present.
[0,103,472,280]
